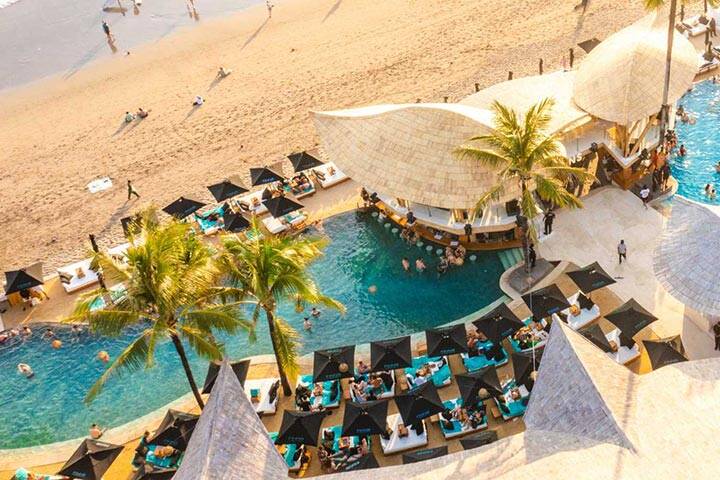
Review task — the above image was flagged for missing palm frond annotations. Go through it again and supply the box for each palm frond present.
[533,174,584,209]
[474,183,506,213]
[82,309,143,337]
[271,316,301,386]
[177,325,224,361]
[182,303,253,334]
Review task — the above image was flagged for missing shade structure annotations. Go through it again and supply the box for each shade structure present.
[162,197,206,219]
[522,284,571,319]
[579,324,613,353]
[456,367,503,406]
[642,340,687,370]
[202,359,250,394]
[207,178,248,202]
[275,411,325,446]
[459,430,499,450]
[577,37,601,53]
[222,211,251,233]
[250,166,284,186]
[395,381,445,425]
[263,195,304,218]
[604,298,658,347]
[370,335,412,372]
[3,262,43,294]
[341,400,389,437]
[288,151,324,172]
[313,345,355,382]
[131,465,177,480]
[402,446,448,464]
[567,262,616,294]
[57,439,123,480]
[147,410,199,451]
[473,302,525,342]
[425,323,468,356]
[512,350,543,392]
[339,453,380,471]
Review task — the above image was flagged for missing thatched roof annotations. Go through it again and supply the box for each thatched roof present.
[173,360,287,480]
[573,10,697,125]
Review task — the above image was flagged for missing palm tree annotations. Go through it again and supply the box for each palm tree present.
[220,223,345,396]
[454,99,594,273]
[69,208,251,408]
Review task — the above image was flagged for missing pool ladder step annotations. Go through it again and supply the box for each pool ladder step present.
[498,248,524,270]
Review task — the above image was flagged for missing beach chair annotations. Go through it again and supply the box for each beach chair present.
[380,413,428,455]
[194,205,225,235]
[437,397,488,439]
[508,317,550,354]
[262,216,289,235]
[269,432,310,472]
[551,291,600,331]
[604,329,641,365]
[144,445,183,469]
[493,379,530,421]
[349,370,395,402]
[292,179,316,199]
[404,355,452,389]
[461,340,509,372]
[297,374,342,409]
[233,190,269,216]
[698,52,720,74]
[57,259,100,294]
[320,425,371,453]
[244,378,280,415]
[682,14,712,36]
[312,162,349,189]
[89,284,127,311]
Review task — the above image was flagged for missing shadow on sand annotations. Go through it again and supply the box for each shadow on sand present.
[241,18,269,51]
[322,0,342,23]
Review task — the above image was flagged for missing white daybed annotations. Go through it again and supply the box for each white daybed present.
[313,162,349,189]
[438,397,487,439]
[234,190,269,216]
[683,14,712,36]
[349,370,395,402]
[380,413,428,455]
[244,378,280,415]
[605,329,641,365]
[698,52,720,74]
[57,259,99,294]
[262,212,307,235]
[552,291,600,331]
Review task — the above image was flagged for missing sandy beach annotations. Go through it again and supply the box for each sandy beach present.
[0,0,647,273]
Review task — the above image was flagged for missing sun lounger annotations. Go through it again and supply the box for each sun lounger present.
[509,317,549,353]
[57,259,99,294]
[698,52,720,74]
[89,284,127,311]
[404,355,452,389]
[604,328,641,365]
[682,14,712,36]
[380,413,428,455]
[321,425,371,453]
[194,205,225,235]
[292,179,316,199]
[269,432,309,472]
[233,190,269,216]
[298,374,342,409]
[145,445,182,469]
[462,340,509,372]
[494,380,530,421]
[313,162,349,189]
[438,397,488,439]
[350,370,395,401]
[552,291,600,331]
[245,378,280,415]
[262,216,289,234]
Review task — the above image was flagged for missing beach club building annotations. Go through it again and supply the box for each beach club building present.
[312,11,697,250]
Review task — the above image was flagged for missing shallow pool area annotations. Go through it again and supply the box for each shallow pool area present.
[0,210,506,449]
[672,80,720,205]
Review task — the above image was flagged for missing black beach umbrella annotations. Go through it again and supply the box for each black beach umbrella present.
[394,381,445,425]
[579,324,613,353]
[455,367,503,406]
[512,350,543,391]
[604,298,658,347]
[147,410,199,450]
[521,284,570,319]
[263,196,304,218]
[370,336,412,372]
[642,340,687,370]
[288,151,324,172]
[223,211,251,233]
[460,431,499,450]
[202,359,250,394]
[567,262,616,294]
[57,439,123,480]
[340,453,380,471]
[341,400,389,437]
[207,178,248,202]
[313,345,356,382]
[402,446,448,464]
[577,37,601,53]
[473,303,525,342]
[275,411,325,446]
[162,197,206,219]
[425,323,468,356]
[131,465,177,480]
[250,166,284,186]
[4,262,43,294]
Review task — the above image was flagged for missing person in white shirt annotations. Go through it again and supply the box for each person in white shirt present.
[639,185,650,209]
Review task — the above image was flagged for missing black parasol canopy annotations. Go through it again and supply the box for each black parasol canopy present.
[522,284,570,319]
[512,350,543,392]
[263,196,304,218]
[579,324,613,353]
[604,298,658,347]
[642,340,687,370]
[202,359,250,394]
[57,439,123,480]
[455,367,503,406]
[162,197,206,219]
[207,178,248,202]
[341,399,389,437]
[460,430,499,450]
[567,262,616,294]
[402,446,448,464]
[578,37,601,53]
[275,411,325,446]
[250,166,284,186]
[223,211,251,233]
[131,465,177,480]
[147,410,199,451]
[370,336,412,372]
[3,262,43,294]
[394,381,445,425]
[425,324,468,357]
[288,151,324,172]
[339,453,380,471]
[313,345,355,382]
[473,302,525,342]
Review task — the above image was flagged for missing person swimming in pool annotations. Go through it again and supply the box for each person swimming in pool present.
[401,257,410,272]
[17,363,34,378]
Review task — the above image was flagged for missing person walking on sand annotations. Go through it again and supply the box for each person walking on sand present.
[617,240,627,264]
[266,1,274,18]
[127,180,140,200]
[102,21,113,41]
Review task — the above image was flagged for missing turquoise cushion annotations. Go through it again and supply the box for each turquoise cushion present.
[300,374,340,407]
[462,341,508,372]
[404,356,451,387]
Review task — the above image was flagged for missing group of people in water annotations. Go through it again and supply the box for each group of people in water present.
[675,104,720,199]
[400,243,466,276]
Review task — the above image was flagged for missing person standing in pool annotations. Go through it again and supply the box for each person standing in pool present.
[303,317,312,331]
[311,307,321,317]
[401,257,410,272]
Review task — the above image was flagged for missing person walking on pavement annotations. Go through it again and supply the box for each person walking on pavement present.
[617,240,627,264]
[714,321,720,350]
[127,180,140,200]
[102,20,113,41]
[543,209,556,235]
[528,243,537,270]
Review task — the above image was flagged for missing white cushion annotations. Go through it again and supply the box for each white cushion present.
[380,413,428,455]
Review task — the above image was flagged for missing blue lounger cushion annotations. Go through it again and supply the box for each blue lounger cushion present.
[404,355,451,388]
[462,340,508,372]
[299,374,341,408]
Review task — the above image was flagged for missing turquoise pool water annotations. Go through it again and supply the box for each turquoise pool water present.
[0,210,505,449]
[673,80,720,204]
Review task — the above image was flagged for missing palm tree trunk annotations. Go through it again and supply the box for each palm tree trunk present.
[170,333,205,409]
[705,0,708,13]
[660,0,678,137]
[265,307,293,396]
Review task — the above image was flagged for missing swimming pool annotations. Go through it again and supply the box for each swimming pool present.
[672,80,720,204]
[0,210,505,449]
